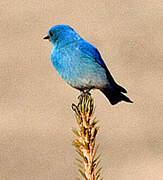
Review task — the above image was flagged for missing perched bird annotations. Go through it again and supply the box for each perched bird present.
[44,24,132,105]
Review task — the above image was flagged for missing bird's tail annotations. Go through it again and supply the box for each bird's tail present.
[101,86,133,105]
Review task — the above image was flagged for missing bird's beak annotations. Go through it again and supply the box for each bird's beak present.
[43,35,50,40]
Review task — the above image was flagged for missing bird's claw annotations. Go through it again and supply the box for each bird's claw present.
[78,90,91,99]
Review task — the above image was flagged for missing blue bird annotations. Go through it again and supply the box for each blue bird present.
[44,24,133,105]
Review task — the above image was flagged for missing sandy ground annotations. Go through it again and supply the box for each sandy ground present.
[0,0,163,179]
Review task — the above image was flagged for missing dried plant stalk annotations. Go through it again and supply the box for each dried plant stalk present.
[72,92,103,180]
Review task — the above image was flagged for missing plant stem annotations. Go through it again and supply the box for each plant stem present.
[72,92,102,180]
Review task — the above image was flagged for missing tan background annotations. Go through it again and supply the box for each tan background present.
[0,0,163,179]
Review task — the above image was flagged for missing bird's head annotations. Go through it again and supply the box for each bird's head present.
[43,24,81,46]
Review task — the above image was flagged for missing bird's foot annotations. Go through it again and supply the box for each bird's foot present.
[78,90,91,99]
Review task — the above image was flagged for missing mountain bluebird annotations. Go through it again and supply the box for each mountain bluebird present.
[44,24,132,105]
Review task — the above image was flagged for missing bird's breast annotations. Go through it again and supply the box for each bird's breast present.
[51,47,78,81]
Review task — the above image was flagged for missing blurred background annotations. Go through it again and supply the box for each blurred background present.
[0,0,162,179]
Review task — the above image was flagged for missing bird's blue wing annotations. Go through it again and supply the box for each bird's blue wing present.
[77,39,127,93]
[78,40,108,70]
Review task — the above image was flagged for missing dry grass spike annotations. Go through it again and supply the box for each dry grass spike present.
[72,92,103,180]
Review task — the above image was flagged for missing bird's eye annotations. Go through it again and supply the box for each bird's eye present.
[49,31,53,36]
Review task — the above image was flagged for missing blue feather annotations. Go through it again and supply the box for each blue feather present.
[44,24,132,105]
